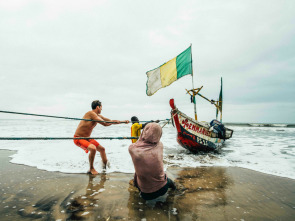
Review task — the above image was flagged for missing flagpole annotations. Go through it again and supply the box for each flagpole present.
[191,44,198,121]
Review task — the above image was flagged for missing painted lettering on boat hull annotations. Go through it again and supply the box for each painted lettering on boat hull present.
[180,116,211,137]
[176,118,224,152]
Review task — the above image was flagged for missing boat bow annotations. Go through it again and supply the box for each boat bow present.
[170,99,232,152]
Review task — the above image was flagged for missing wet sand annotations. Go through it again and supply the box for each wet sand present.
[0,150,295,221]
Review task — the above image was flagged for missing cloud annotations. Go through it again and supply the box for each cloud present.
[0,0,294,123]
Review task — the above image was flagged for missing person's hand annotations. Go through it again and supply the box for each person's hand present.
[151,120,160,123]
[124,120,129,124]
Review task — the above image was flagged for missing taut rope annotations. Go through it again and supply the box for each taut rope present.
[0,137,138,140]
[0,110,160,123]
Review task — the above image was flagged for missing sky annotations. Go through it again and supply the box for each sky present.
[0,0,294,123]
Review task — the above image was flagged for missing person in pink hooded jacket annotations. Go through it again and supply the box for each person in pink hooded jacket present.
[128,122,175,200]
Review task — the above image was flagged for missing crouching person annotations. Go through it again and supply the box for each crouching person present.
[128,123,175,200]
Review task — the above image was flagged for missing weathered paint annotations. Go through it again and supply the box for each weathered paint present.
[170,106,224,152]
[181,117,211,137]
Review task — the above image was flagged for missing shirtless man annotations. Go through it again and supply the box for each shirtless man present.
[74,100,129,175]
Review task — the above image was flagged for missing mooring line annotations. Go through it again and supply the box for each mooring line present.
[0,110,165,123]
[161,111,178,128]
[0,110,114,123]
[0,137,138,140]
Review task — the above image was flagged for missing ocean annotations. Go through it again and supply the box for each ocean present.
[0,119,294,179]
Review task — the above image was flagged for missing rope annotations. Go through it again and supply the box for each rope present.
[161,119,171,128]
[0,110,114,123]
[0,110,161,123]
[161,112,178,128]
[0,137,138,140]
[0,111,170,141]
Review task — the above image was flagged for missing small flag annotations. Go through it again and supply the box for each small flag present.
[216,77,223,119]
[146,46,192,96]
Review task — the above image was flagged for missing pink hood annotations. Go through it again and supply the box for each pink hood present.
[128,123,167,193]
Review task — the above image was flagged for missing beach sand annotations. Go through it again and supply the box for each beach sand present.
[0,150,294,221]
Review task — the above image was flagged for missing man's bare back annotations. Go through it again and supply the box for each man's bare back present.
[75,111,104,137]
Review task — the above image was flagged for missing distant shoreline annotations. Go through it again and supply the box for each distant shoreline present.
[0,118,295,127]
[224,122,295,127]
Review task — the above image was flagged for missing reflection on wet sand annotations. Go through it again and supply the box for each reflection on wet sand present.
[170,167,231,220]
[9,174,106,220]
[1,149,295,221]
[66,173,107,219]
[64,173,131,220]
[127,179,176,220]
[0,167,240,220]
[126,167,231,220]
[18,167,230,220]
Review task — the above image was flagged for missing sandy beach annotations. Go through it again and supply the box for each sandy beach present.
[0,150,294,221]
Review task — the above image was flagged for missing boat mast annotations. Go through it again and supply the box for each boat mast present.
[191,44,198,121]
[187,77,223,123]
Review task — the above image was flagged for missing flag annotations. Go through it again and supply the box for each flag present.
[216,77,223,119]
[146,46,192,96]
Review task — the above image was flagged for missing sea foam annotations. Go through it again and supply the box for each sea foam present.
[0,119,294,179]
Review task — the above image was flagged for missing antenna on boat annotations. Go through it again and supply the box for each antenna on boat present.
[186,86,202,121]
[186,82,223,122]
[190,43,198,121]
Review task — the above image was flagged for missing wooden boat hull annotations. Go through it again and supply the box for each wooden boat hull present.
[170,99,225,153]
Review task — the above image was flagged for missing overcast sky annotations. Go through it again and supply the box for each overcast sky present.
[0,0,294,123]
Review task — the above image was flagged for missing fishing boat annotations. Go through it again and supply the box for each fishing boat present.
[169,80,233,152]
[145,45,233,152]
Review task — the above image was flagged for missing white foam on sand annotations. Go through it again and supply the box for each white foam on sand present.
[0,120,295,179]
[9,139,135,174]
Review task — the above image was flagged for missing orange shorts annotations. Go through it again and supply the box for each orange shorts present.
[73,135,100,154]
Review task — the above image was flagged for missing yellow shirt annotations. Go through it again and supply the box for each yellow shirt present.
[131,123,143,143]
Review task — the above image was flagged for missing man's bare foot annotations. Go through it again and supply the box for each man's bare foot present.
[102,161,110,170]
[87,169,98,175]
